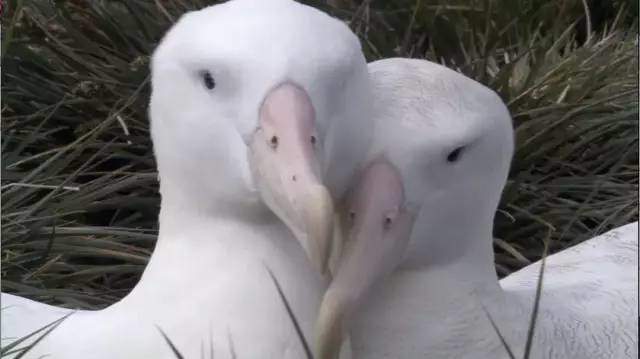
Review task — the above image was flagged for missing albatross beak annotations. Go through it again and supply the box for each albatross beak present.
[315,159,414,359]
[248,82,333,274]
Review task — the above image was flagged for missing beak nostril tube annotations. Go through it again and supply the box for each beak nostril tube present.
[270,135,279,149]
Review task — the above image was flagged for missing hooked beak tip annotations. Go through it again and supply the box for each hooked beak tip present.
[302,185,334,274]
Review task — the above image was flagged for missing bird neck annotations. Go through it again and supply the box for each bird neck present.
[350,232,534,358]
[90,201,326,359]
[390,242,504,307]
[115,190,323,309]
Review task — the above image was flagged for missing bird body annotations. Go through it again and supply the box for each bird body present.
[4,219,325,359]
[349,221,638,359]
[316,58,638,359]
[1,1,371,358]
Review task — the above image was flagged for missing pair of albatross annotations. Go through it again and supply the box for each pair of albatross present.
[2,1,637,358]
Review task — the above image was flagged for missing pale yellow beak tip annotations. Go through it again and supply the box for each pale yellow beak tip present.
[303,185,335,274]
[314,292,347,359]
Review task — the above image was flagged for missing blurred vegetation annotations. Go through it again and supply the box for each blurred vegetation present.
[1,0,638,308]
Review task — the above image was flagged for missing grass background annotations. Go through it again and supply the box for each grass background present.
[1,0,638,309]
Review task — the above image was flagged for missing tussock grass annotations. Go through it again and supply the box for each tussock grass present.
[1,0,638,309]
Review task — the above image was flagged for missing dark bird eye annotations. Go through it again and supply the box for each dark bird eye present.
[384,216,393,229]
[349,211,356,221]
[447,147,464,163]
[202,71,215,90]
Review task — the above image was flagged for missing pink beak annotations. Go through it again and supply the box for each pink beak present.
[315,158,415,359]
[248,82,334,274]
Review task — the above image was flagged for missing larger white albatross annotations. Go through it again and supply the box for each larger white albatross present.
[315,58,638,359]
[1,1,372,358]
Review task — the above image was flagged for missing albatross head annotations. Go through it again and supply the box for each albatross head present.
[315,58,514,358]
[148,0,371,274]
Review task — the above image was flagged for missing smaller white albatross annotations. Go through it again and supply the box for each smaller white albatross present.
[315,58,638,359]
[1,1,372,358]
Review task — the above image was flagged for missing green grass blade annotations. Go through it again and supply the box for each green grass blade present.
[265,265,314,359]
[522,229,552,359]
[480,303,516,359]
[156,325,185,359]
[0,311,73,358]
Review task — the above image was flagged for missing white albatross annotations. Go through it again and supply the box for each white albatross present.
[315,58,638,359]
[1,1,372,358]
